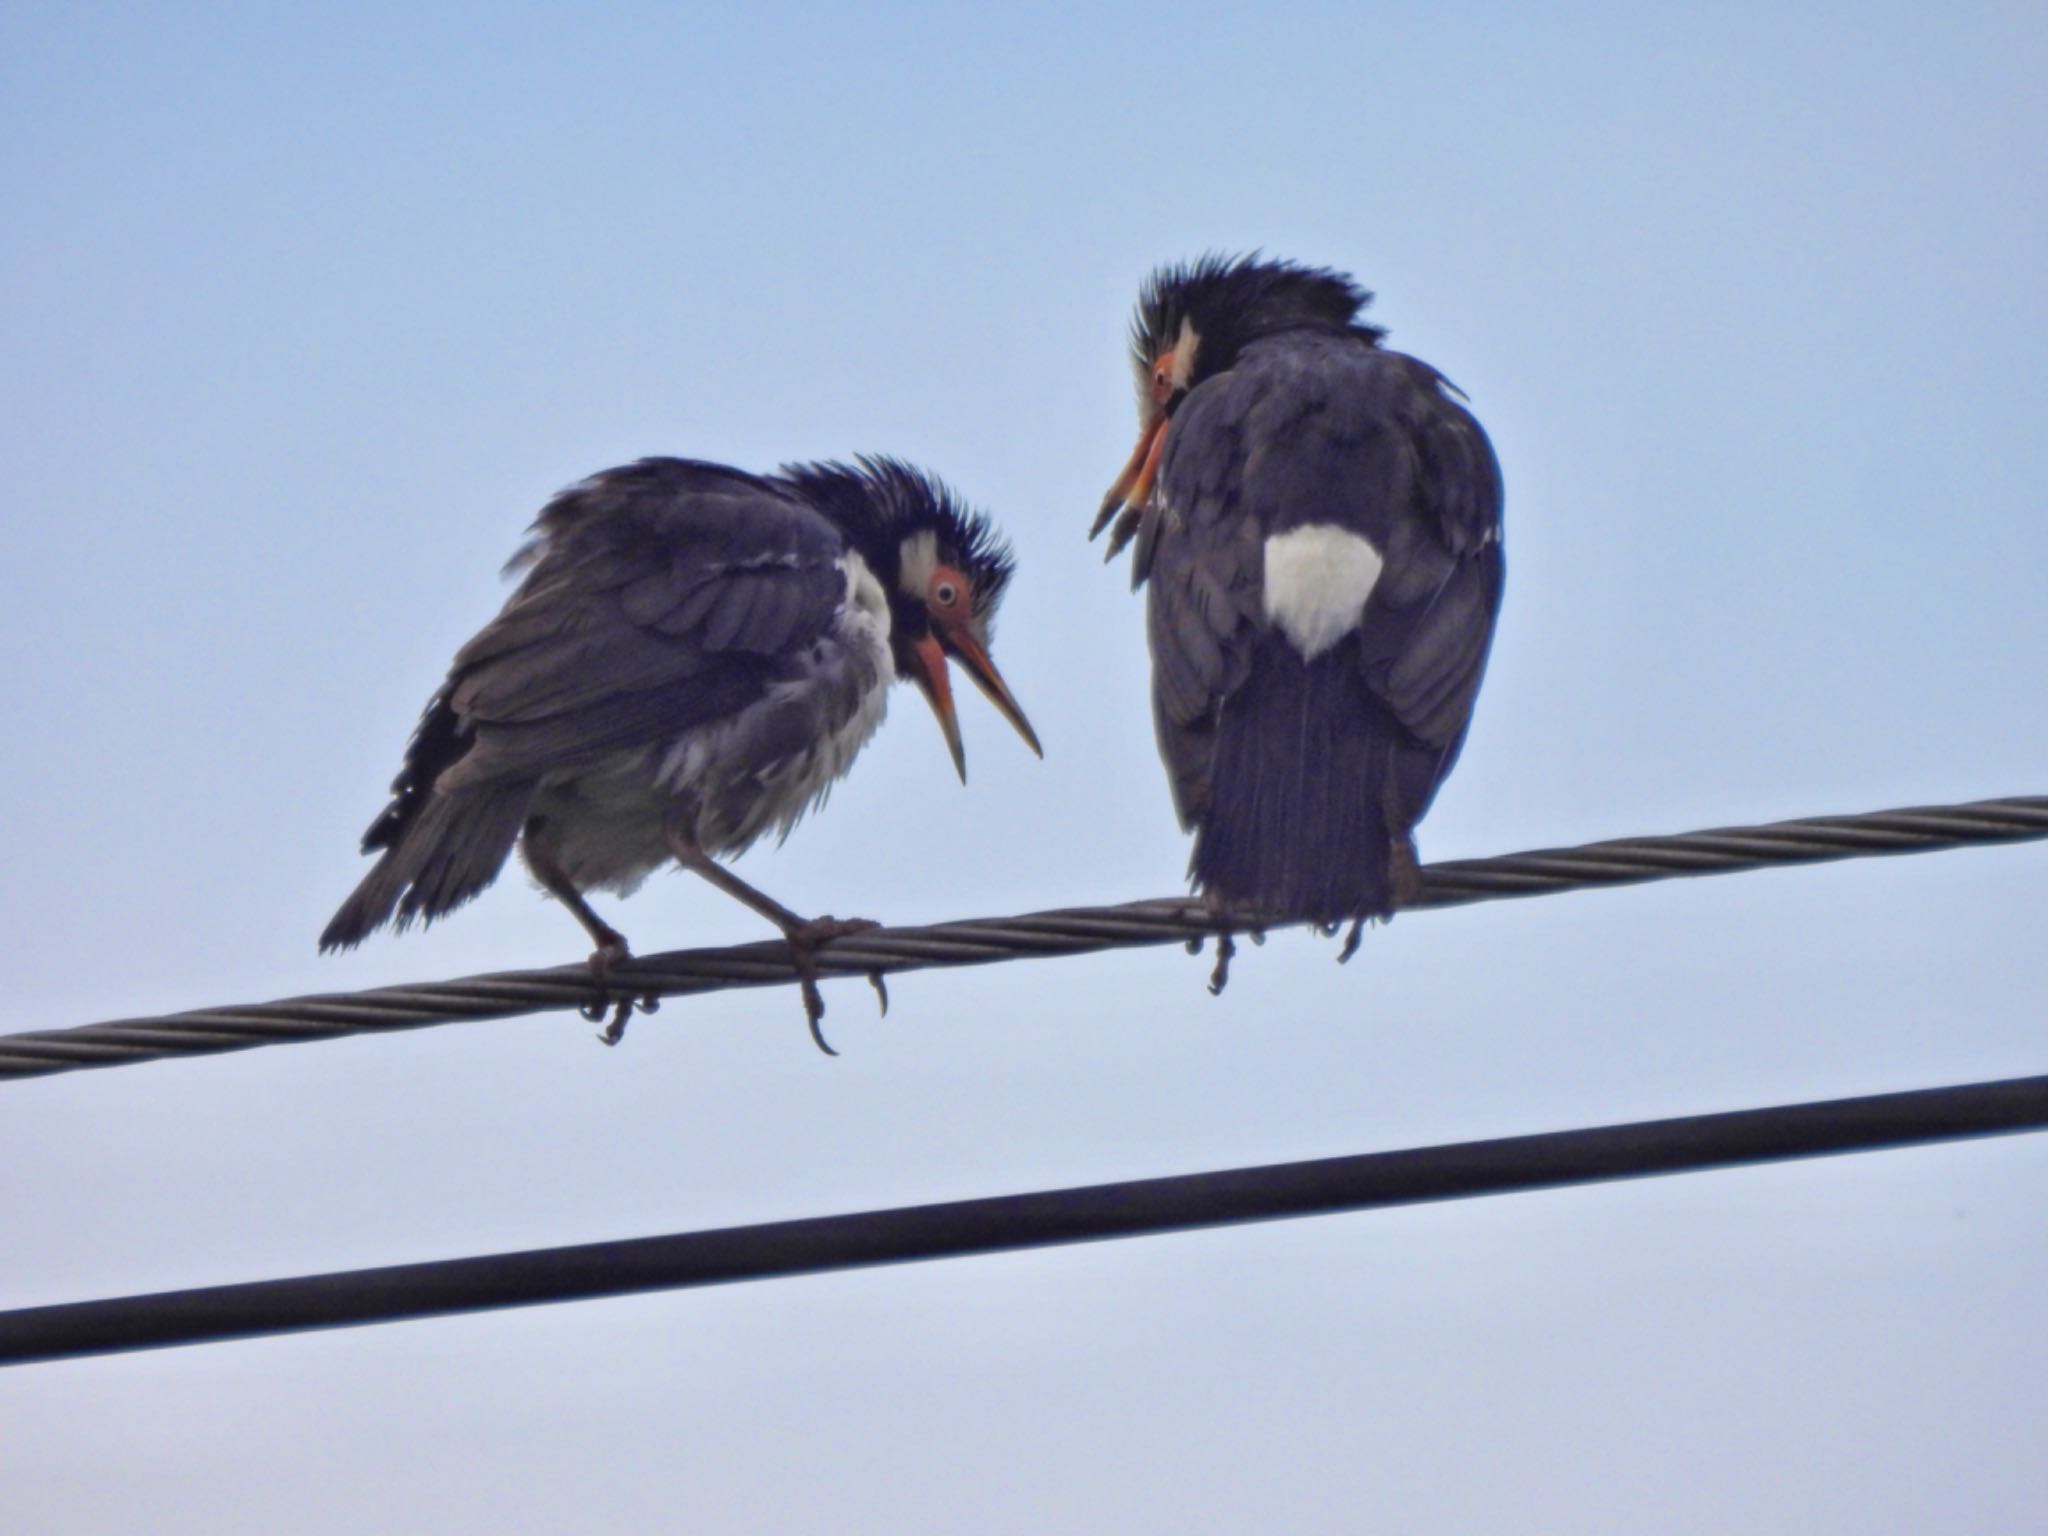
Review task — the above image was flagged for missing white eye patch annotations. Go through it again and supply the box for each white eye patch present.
[896,530,938,597]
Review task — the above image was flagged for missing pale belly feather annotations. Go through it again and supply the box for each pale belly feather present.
[525,553,894,894]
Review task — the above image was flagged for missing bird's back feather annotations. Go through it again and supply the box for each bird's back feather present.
[1141,333,1503,920]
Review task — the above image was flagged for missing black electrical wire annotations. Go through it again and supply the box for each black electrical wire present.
[3,794,2044,1082]
[2,1072,2043,1367]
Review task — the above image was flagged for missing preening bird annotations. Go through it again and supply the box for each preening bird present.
[322,455,1040,1042]
[1094,254,1504,980]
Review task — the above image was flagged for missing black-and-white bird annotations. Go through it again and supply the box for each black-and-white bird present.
[1094,254,1503,976]
[322,455,1040,1041]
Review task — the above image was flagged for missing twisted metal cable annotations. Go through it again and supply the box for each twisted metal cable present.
[4,794,2044,1083]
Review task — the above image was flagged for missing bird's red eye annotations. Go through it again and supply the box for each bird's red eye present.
[1150,348,1179,407]
[929,565,968,616]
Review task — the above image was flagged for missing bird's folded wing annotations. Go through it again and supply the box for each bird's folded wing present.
[1143,381,1267,827]
[433,462,851,788]
[1354,366,1505,750]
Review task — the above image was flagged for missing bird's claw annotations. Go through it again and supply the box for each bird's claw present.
[580,957,618,1024]
[598,994,660,1046]
[598,998,633,1046]
[1207,930,1236,996]
[582,936,642,1043]
[800,980,836,1055]
[783,916,881,1057]
[1337,917,1366,964]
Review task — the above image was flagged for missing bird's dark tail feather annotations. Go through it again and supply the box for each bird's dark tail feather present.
[1192,646,1396,926]
[319,783,534,951]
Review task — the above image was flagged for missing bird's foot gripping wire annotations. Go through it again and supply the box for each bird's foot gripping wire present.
[1186,893,1263,996]
[522,846,655,1044]
[578,935,658,1046]
[661,821,886,1056]
[780,917,883,1056]
[1331,836,1415,966]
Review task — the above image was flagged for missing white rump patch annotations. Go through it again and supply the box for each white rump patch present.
[1262,524,1384,660]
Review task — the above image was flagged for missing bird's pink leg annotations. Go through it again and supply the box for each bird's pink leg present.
[662,813,879,1053]
[522,836,642,1042]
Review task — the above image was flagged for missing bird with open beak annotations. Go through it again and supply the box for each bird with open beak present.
[322,454,1040,1046]
[1095,254,1504,987]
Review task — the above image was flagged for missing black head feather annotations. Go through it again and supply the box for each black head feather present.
[778,455,1016,625]
[1130,252,1384,390]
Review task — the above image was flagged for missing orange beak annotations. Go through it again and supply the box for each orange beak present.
[1091,412,1170,543]
[908,628,1042,784]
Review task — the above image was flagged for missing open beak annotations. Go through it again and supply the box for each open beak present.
[1091,413,1170,542]
[909,628,1043,784]
[908,633,968,782]
[943,622,1042,761]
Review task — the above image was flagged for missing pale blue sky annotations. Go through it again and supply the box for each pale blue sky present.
[3,3,2045,1531]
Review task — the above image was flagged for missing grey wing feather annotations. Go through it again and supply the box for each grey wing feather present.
[1356,361,1505,750]
[435,461,849,790]
[1143,382,1268,829]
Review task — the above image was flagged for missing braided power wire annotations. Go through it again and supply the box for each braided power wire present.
[4,794,2044,1082]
